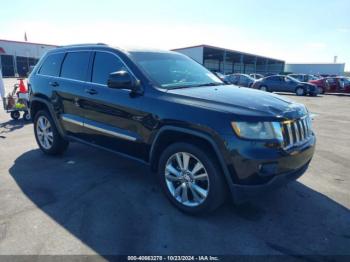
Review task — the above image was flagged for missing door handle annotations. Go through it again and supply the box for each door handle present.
[85,88,98,95]
[49,81,59,87]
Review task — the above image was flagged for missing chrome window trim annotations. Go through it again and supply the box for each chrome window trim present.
[37,49,138,91]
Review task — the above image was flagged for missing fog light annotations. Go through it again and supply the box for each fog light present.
[258,163,278,177]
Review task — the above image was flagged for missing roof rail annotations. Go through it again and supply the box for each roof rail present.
[58,43,108,48]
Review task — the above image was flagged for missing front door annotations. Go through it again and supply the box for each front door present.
[283,77,297,92]
[78,51,148,160]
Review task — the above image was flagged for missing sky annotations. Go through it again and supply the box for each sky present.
[1,0,350,70]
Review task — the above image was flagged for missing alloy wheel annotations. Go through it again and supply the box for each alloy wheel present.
[164,152,210,207]
[36,116,54,150]
[296,88,304,96]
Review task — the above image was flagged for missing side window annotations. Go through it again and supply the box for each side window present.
[92,52,126,85]
[230,75,239,83]
[269,76,280,81]
[241,76,249,84]
[327,78,335,85]
[231,75,239,83]
[61,52,91,81]
[39,53,64,77]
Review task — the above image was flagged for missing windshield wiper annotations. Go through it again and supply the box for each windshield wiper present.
[192,82,223,87]
[166,82,223,90]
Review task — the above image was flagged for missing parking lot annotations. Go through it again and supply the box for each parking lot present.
[0,79,349,257]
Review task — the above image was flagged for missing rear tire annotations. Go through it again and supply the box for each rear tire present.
[158,142,226,215]
[34,110,69,155]
[296,87,305,96]
[318,86,325,94]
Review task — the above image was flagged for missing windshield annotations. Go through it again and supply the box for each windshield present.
[129,52,223,89]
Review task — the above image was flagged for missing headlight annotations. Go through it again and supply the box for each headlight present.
[231,121,283,140]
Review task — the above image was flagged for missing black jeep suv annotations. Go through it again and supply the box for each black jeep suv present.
[28,44,316,214]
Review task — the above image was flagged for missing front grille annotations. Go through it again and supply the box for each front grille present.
[282,116,312,149]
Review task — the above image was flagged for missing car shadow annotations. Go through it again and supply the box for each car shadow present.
[324,93,350,97]
[0,118,31,137]
[8,144,350,256]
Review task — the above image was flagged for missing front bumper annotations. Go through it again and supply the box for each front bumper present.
[231,161,310,203]
[220,134,316,203]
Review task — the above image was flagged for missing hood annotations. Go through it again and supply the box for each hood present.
[167,85,307,120]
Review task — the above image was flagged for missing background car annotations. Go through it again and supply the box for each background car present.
[288,74,320,82]
[226,73,255,87]
[212,71,230,84]
[249,73,264,79]
[310,77,350,94]
[252,75,318,96]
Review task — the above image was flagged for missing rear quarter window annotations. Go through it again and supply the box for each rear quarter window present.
[267,76,278,81]
[39,53,65,77]
[61,52,91,81]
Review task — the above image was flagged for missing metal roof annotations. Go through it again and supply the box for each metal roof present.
[172,44,285,62]
[0,39,58,47]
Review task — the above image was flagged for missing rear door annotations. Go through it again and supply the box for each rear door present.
[266,76,282,91]
[283,76,297,92]
[239,75,250,87]
[326,78,337,92]
[56,51,92,137]
[78,51,147,159]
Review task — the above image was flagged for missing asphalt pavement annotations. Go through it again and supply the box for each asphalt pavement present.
[0,79,349,258]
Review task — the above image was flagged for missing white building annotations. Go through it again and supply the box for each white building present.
[173,45,285,75]
[285,63,345,76]
[0,39,57,77]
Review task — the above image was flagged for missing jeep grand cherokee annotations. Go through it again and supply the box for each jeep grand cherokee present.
[28,44,316,214]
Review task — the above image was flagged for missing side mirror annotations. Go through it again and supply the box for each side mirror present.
[107,71,141,93]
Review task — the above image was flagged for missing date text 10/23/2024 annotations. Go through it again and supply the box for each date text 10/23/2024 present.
[127,256,220,261]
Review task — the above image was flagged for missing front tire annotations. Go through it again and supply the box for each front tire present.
[158,143,226,215]
[260,85,268,92]
[34,110,69,155]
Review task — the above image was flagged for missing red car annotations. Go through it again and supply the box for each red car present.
[309,77,350,94]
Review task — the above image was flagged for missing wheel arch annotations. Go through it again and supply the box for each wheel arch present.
[317,85,325,94]
[30,97,66,137]
[295,85,306,91]
[149,126,234,193]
